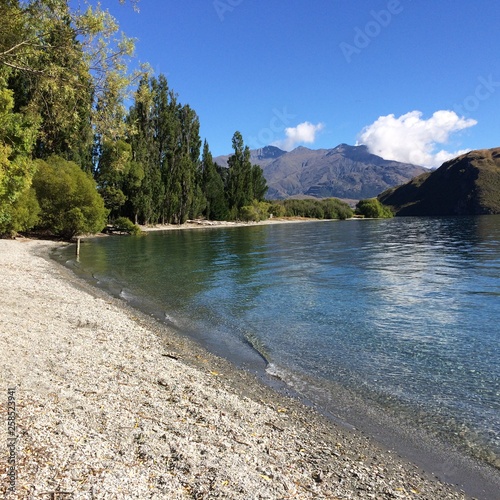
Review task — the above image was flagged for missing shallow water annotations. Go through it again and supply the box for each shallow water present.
[58,216,500,473]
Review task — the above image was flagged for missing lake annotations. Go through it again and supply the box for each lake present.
[56,216,500,482]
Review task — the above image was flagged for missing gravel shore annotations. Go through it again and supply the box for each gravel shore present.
[0,238,471,499]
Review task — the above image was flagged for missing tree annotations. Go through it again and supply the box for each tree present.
[251,163,268,201]
[200,140,227,220]
[32,156,108,238]
[0,76,39,235]
[226,131,267,218]
[127,75,162,224]
[126,75,202,224]
[227,131,252,212]
[322,198,353,220]
[283,198,353,219]
[1,0,140,169]
[96,139,134,219]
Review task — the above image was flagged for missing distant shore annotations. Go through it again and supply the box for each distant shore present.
[137,216,335,232]
[0,238,475,498]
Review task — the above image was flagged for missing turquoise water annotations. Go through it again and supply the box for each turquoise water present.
[57,217,500,474]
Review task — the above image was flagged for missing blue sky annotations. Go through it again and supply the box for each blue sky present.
[98,0,500,166]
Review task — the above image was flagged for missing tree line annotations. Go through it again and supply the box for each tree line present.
[0,0,271,238]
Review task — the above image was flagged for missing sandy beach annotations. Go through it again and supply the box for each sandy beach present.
[137,217,334,232]
[0,237,474,498]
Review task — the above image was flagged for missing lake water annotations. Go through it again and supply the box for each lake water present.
[56,216,500,482]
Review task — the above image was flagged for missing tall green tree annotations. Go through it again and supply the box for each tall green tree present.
[126,75,202,225]
[0,0,143,235]
[176,103,202,223]
[227,131,251,214]
[226,131,267,218]
[251,163,268,202]
[96,139,135,219]
[127,75,162,224]
[200,140,227,220]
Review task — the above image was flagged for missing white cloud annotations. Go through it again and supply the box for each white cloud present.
[274,121,324,151]
[356,110,477,167]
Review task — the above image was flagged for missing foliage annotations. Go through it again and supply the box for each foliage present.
[251,163,268,201]
[200,140,228,220]
[355,198,393,218]
[268,202,286,218]
[0,1,358,237]
[2,187,40,236]
[239,201,271,222]
[1,0,141,169]
[125,75,203,225]
[0,78,39,235]
[282,198,353,220]
[96,139,136,218]
[112,216,141,235]
[227,131,267,215]
[32,156,108,238]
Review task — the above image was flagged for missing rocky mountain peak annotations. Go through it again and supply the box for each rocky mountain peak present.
[214,144,427,200]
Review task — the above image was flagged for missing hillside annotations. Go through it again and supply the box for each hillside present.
[379,147,500,216]
[215,144,427,200]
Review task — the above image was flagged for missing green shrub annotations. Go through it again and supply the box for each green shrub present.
[355,198,393,218]
[0,187,40,236]
[283,198,353,219]
[32,156,108,239]
[268,202,286,218]
[239,200,270,222]
[113,216,141,235]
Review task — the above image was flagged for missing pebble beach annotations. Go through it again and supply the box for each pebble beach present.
[0,237,472,499]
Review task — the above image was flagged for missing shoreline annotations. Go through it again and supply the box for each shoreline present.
[137,217,337,232]
[0,237,489,498]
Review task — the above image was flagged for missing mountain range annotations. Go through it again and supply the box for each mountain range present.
[214,144,427,200]
[379,147,500,216]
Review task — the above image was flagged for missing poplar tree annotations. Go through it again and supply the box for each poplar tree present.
[227,131,267,218]
[127,75,161,224]
[200,140,228,220]
[126,75,202,224]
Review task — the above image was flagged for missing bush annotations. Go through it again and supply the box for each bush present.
[239,200,270,222]
[32,156,108,239]
[356,198,393,218]
[283,198,353,219]
[268,202,286,218]
[113,216,141,235]
[1,187,40,236]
